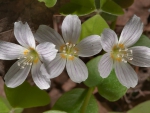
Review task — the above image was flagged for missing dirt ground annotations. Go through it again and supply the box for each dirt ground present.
[0,0,150,113]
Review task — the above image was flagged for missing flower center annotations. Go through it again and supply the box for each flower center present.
[17,48,39,69]
[60,42,78,60]
[111,43,133,63]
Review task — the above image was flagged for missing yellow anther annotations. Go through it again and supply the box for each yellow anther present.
[23,49,29,55]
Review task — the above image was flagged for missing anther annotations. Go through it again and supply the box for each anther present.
[122,59,127,63]
[17,62,20,66]
[21,66,24,69]
[63,50,66,53]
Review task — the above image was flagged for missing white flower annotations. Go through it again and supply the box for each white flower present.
[0,21,58,89]
[35,15,102,83]
[98,15,150,88]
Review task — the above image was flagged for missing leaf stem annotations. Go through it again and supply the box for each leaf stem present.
[110,18,117,30]
[80,87,95,113]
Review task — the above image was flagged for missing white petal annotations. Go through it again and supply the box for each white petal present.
[4,60,31,88]
[98,53,113,78]
[66,57,88,83]
[14,21,35,48]
[32,60,51,89]
[62,15,81,44]
[36,42,58,63]
[129,46,150,67]
[119,15,143,47]
[40,64,51,79]
[76,35,102,57]
[114,61,138,88]
[100,28,118,52]
[44,53,66,78]
[34,25,64,50]
[0,41,25,60]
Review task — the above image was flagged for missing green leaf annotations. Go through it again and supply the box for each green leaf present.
[84,56,127,101]
[132,35,150,47]
[97,69,127,101]
[11,108,24,113]
[79,14,109,41]
[112,0,134,8]
[101,12,117,22]
[84,56,103,87]
[100,0,124,15]
[4,82,50,108]
[38,0,57,8]
[52,88,98,113]
[0,96,23,113]
[127,100,150,113]
[60,0,95,16]
[0,96,11,113]
[43,110,67,113]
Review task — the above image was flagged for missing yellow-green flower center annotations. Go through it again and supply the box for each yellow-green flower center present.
[111,43,133,63]
[18,48,39,69]
[60,42,78,60]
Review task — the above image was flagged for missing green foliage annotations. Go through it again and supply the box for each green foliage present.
[79,14,109,41]
[84,56,103,87]
[38,0,57,8]
[127,100,150,113]
[52,88,98,113]
[84,56,127,101]
[101,12,117,21]
[112,0,134,8]
[4,82,50,108]
[133,35,150,47]
[59,0,95,16]
[97,69,127,101]
[43,110,67,113]
[0,96,23,113]
[0,96,11,113]
[100,0,124,15]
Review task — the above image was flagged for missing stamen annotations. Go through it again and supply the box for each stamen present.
[111,44,133,63]
[60,42,78,60]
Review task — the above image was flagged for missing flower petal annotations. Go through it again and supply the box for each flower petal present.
[114,61,138,88]
[14,21,35,48]
[119,15,143,47]
[0,41,26,60]
[36,42,58,63]
[4,60,31,88]
[98,53,113,78]
[66,57,88,83]
[100,28,118,52]
[34,25,64,50]
[76,35,102,57]
[44,53,66,78]
[32,60,51,89]
[129,46,150,67]
[62,15,81,44]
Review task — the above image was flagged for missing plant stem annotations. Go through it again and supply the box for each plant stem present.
[80,87,95,113]
[110,18,117,30]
